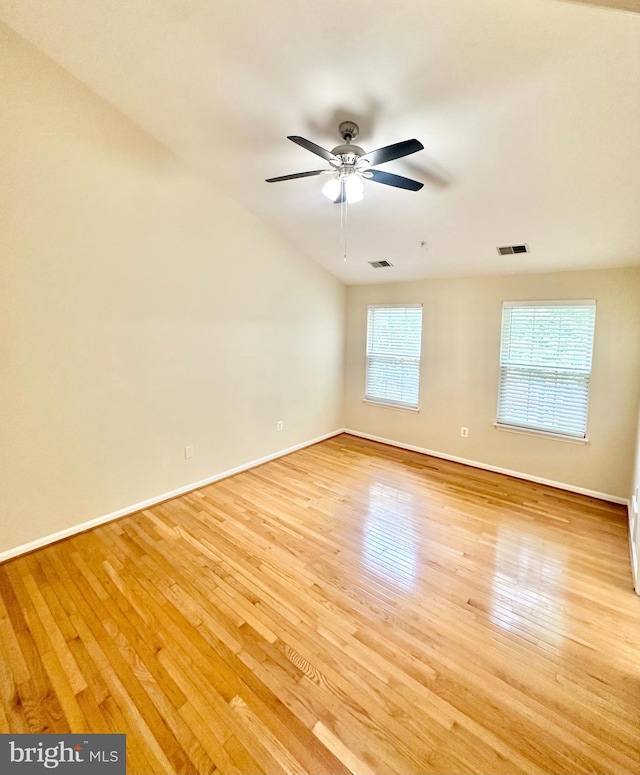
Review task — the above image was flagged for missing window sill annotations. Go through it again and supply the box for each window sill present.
[493,423,588,445]
[362,399,420,414]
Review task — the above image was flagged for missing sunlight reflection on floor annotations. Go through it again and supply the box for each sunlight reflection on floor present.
[490,526,566,644]
[362,481,420,591]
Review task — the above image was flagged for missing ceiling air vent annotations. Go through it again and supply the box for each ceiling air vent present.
[497,244,529,255]
[369,260,393,268]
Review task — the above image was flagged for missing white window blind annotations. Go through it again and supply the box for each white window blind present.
[497,301,596,438]
[366,305,422,409]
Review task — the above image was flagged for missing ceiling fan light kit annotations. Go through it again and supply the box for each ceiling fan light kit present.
[322,174,363,204]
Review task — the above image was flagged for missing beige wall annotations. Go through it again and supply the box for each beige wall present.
[0,25,345,556]
[345,268,640,500]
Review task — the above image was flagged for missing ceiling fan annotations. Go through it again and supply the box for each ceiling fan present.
[266,121,424,204]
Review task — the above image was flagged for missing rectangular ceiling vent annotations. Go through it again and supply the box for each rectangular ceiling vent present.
[497,244,529,256]
[369,260,393,268]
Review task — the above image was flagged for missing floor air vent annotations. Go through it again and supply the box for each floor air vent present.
[369,260,393,268]
[498,244,529,255]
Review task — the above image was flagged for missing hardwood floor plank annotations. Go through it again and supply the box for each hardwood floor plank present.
[312,720,379,775]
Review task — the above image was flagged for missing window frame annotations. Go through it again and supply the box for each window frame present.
[365,303,423,411]
[496,299,596,441]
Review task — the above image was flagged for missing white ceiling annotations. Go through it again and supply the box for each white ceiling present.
[1,0,639,284]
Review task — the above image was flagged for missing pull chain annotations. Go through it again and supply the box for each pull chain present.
[340,193,348,262]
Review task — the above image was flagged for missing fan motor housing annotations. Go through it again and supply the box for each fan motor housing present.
[330,143,366,158]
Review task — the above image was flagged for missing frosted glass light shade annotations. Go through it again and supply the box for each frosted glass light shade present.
[322,178,341,201]
[322,175,364,203]
[345,175,364,203]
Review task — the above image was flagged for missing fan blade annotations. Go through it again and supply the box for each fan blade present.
[367,169,424,191]
[266,170,327,183]
[334,180,346,204]
[361,139,424,167]
[288,136,339,164]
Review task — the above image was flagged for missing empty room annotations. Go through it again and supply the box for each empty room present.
[1,1,640,773]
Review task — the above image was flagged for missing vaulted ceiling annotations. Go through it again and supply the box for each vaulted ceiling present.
[1,0,639,284]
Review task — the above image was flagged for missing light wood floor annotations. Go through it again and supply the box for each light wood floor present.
[1,434,639,774]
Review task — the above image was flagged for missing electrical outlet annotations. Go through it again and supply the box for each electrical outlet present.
[460,427,469,438]
[184,446,194,459]
[277,420,283,431]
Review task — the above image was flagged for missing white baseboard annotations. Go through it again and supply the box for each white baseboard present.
[344,428,628,505]
[629,497,640,596]
[0,429,344,565]
[4,427,631,569]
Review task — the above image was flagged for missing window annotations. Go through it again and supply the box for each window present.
[497,300,596,439]
[366,304,423,409]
